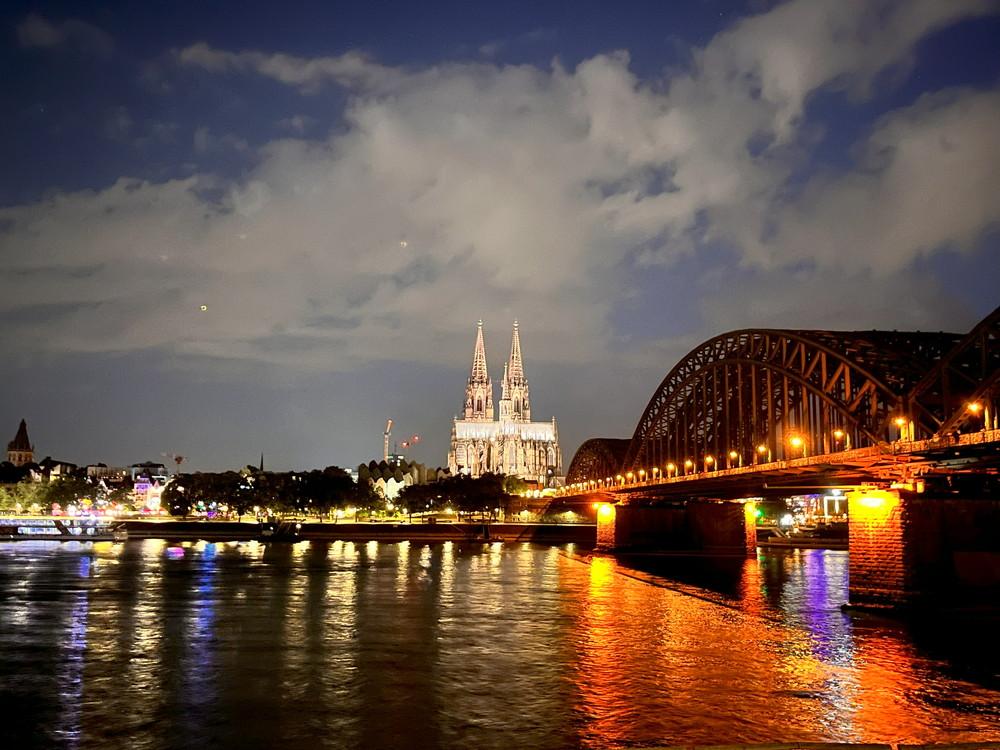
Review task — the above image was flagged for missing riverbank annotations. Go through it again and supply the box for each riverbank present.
[3,518,854,551]
[117,519,597,545]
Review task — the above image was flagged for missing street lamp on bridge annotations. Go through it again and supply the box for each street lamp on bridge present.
[788,434,806,458]
[756,444,770,463]
[684,459,693,475]
[893,415,911,442]
[728,450,739,468]
[704,455,715,472]
[666,462,676,477]
[638,469,646,483]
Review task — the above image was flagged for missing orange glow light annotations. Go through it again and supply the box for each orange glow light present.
[598,504,614,519]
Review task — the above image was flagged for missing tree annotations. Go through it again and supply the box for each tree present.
[503,475,528,495]
[42,477,95,508]
[0,482,46,512]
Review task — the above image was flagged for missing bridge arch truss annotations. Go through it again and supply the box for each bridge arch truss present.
[565,438,631,487]
[622,329,962,473]
[565,307,1000,485]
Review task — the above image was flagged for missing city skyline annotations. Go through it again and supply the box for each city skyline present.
[2,0,999,471]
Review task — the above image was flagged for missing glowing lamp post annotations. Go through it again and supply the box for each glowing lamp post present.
[966,402,989,433]
[703,455,715,472]
[638,469,646,483]
[684,459,693,476]
[756,444,770,463]
[893,415,909,442]
[788,434,805,458]
[728,450,739,468]
[666,462,676,478]
[625,471,634,485]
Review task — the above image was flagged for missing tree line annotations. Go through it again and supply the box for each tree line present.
[0,476,123,513]
[161,466,375,518]
[396,473,522,520]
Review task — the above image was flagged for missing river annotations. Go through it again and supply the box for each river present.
[1,539,998,748]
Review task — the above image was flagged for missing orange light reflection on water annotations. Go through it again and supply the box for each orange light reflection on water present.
[561,550,1000,747]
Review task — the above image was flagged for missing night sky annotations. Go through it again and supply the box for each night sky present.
[2,0,999,472]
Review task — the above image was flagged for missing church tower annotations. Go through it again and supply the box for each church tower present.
[463,320,494,421]
[6,419,34,466]
[499,320,531,422]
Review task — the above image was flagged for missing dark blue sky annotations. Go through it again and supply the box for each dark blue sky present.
[1,0,999,471]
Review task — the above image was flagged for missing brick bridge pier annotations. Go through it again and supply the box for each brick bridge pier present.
[591,490,1000,608]
[846,489,1000,608]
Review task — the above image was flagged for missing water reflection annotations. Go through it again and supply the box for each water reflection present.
[0,541,998,749]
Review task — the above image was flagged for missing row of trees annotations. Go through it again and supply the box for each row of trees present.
[161,466,377,518]
[163,469,520,521]
[0,476,131,512]
[1,464,523,522]
[396,473,521,520]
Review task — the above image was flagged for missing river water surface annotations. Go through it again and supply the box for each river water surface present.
[1,539,998,749]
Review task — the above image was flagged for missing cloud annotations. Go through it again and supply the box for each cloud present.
[193,126,249,154]
[276,115,316,134]
[103,106,133,140]
[2,0,997,381]
[479,27,558,58]
[17,13,114,58]
[759,88,1000,273]
[176,42,399,93]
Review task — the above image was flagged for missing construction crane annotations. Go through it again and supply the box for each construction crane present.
[383,419,393,461]
[161,453,186,473]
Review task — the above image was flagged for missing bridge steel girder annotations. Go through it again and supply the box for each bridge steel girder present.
[622,329,959,473]
[565,438,631,486]
[905,304,1000,436]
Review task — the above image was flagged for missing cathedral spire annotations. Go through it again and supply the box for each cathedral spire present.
[464,320,494,421]
[499,321,530,422]
[508,320,525,383]
[470,319,488,384]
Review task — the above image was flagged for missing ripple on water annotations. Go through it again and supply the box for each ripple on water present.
[0,540,998,749]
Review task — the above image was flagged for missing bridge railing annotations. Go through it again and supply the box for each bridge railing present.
[559,428,1000,497]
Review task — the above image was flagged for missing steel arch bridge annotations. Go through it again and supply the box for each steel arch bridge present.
[563,438,631,487]
[566,306,1000,484]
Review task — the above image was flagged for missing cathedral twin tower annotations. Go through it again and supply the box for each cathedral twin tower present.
[448,321,562,486]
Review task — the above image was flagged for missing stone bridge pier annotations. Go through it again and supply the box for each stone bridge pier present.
[847,489,1000,608]
[596,498,756,556]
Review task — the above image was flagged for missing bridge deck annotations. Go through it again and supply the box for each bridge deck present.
[561,429,1000,501]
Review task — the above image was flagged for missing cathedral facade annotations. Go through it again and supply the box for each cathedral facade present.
[448,321,562,486]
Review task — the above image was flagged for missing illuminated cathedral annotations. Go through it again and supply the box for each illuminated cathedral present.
[448,321,562,486]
